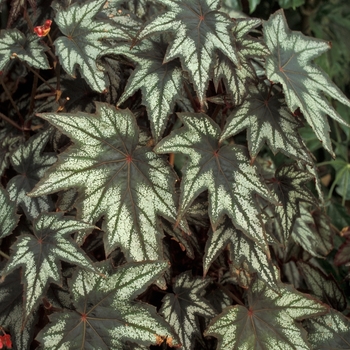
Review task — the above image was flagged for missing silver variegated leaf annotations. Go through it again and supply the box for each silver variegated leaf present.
[36,260,180,349]
[214,18,268,106]
[304,309,350,349]
[0,186,19,239]
[30,103,184,261]
[205,276,327,349]
[263,9,350,155]
[6,130,56,220]
[136,0,239,103]
[160,270,215,350]
[0,28,49,71]
[1,212,95,323]
[54,0,130,92]
[103,37,184,142]
[203,216,277,290]
[297,261,346,311]
[292,205,332,257]
[155,112,275,250]
[269,164,315,246]
[220,83,311,162]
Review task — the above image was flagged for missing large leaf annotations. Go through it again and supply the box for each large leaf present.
[30,103,183,260]
[136,0,239,103]
[155,112,275,250]
[221,83,310,162]
[36,260,180,349]
[160,271,215,349]
[53,0,130,92]
[104,37,185,142]
[6,130,56,220]
[263,9,350,155]
[214,19,268,106]
[0,29,49,71]
[1,212,95,323]
[268,164,315,246]
[0,186,19,239]
[203,216,277,290]
[304,309,350,349]
[205,277,327,349]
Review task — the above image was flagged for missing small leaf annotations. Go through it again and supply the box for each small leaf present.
[104,38,185,142]
[30,103,184,261]
[204,216,278,290]
[155,112,276,249]
[6,130,56,220]
[36,260,180,349]
[1,212,95,322]
[54,0,130,92]
[205,276,327,349]
[0,186,19,239]
[0,29,49,71]
[304,309,350,349]
[297,261,346,311]
[263,9,350,155]
[221,83,310,162]
[160,271,215,350]
[137,0,239,103]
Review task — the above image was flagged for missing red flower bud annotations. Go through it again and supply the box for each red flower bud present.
[34,19,52,37]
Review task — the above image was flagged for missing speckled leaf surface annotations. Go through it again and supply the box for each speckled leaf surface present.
[205,277,327,349]
[304,309,350,349]
[6,130,56,220]
[30,103,182,261]
[221,84,310,162]
[104,38,184,142]
[137,0,239,103]
[269,164,314,246]
[36,261,180,349]
[263,9,350,155]
[214,19,268,106]
[0,186,19,239]
[204,216,277,290]
[1,212,95,322]
[160,271,215,349]
[297,262,346,311]
[155,112,275,249]
[54,0,129,92]
[0,28,49,71]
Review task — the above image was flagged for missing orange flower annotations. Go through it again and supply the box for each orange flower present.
[34,19,52,37]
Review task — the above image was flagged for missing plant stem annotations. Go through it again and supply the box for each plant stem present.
[0,77,24,122]
[0,250,10,260]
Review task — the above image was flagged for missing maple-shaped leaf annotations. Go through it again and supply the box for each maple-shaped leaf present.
[155,112,275,249]
[0,267,36,350]
[6,130,56,220]
[203,216,277,290]
[30,103,183,261]
[1,212,95,323]
[292,205,332,257]
[0,29,49,71]
[214,18,268,106]
[298,262,346,311]
[221,83,310,162]
[136,0,239,103]
[268,164,315,246]
[304,309,350,349]
[4,0,36,27]
[53,0,130,92]
[36,260,180,349]
[263,9,350,155]
[103,38,185,142]
[205,276,327,349]
[0,186,19,239]
[160,270,215,350]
